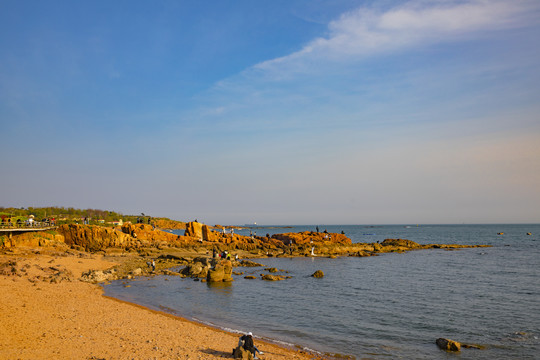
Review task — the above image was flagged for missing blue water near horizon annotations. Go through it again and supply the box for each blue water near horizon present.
[104,224,540,359]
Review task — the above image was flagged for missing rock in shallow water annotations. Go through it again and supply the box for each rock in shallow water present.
[436,338,461,351]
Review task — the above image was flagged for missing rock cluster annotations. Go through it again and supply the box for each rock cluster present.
[179,257,211,278]
[80,268,118,283]
[0,259,74,283]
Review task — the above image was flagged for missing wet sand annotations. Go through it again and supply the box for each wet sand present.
[0,248,319,360]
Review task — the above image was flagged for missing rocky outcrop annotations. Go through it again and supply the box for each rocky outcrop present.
[50,224,492,259]
[59,224,134,252]
[381,239,420,248]
[184,222,204,240]
[153,218,186,229]
[272,231,352,246]
[1,231,65,248]
[436,338,461,351]
[58,224,194,252]
[180,257,211,278]
[207,259,233,282]
[311,270,324,278]
[121,223,188,246]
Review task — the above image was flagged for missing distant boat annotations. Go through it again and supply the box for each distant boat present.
[497,232,504,235]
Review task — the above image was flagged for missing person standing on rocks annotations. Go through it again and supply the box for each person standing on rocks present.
[238,332,263,359]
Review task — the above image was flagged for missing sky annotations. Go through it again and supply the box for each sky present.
[1,0,539,225]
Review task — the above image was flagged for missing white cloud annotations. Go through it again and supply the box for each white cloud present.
[254,0,540,75]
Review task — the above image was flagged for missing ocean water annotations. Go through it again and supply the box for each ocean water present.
[104,224,540,359]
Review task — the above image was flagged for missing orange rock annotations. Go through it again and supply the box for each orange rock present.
[152,218,186,229]
[381,239,419,248]
[184,221,204,240]
[59,224,133,251]
[271,231,352,246]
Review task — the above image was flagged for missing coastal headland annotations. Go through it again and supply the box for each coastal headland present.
[1,221,490,359]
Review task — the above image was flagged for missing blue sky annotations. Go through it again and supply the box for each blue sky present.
[1,0,539,225]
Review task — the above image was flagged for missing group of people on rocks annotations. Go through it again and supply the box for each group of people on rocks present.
[211,248,239,261]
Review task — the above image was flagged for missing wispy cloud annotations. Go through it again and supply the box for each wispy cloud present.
[252,0,540,76]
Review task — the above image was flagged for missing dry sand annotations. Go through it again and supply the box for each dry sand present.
[0,248,320,360]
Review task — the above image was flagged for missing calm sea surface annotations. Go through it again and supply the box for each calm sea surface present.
[104,224,539,359]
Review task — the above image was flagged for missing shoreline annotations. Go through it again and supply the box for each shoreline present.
[102,293,329,358]
[0,248,327,360]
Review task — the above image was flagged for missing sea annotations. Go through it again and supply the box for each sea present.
[103,224,540,359]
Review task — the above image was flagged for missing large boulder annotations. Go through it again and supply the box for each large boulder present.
[207,260,233,282]
[436,338,461,351]
[202,225,218,241]
[184,221,204,240]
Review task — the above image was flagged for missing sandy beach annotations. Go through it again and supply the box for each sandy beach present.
[0,248,318,360]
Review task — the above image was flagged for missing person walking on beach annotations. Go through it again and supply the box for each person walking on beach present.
[239,332,263,359]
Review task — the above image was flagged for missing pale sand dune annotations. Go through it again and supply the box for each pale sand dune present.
[0,251,318,360]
